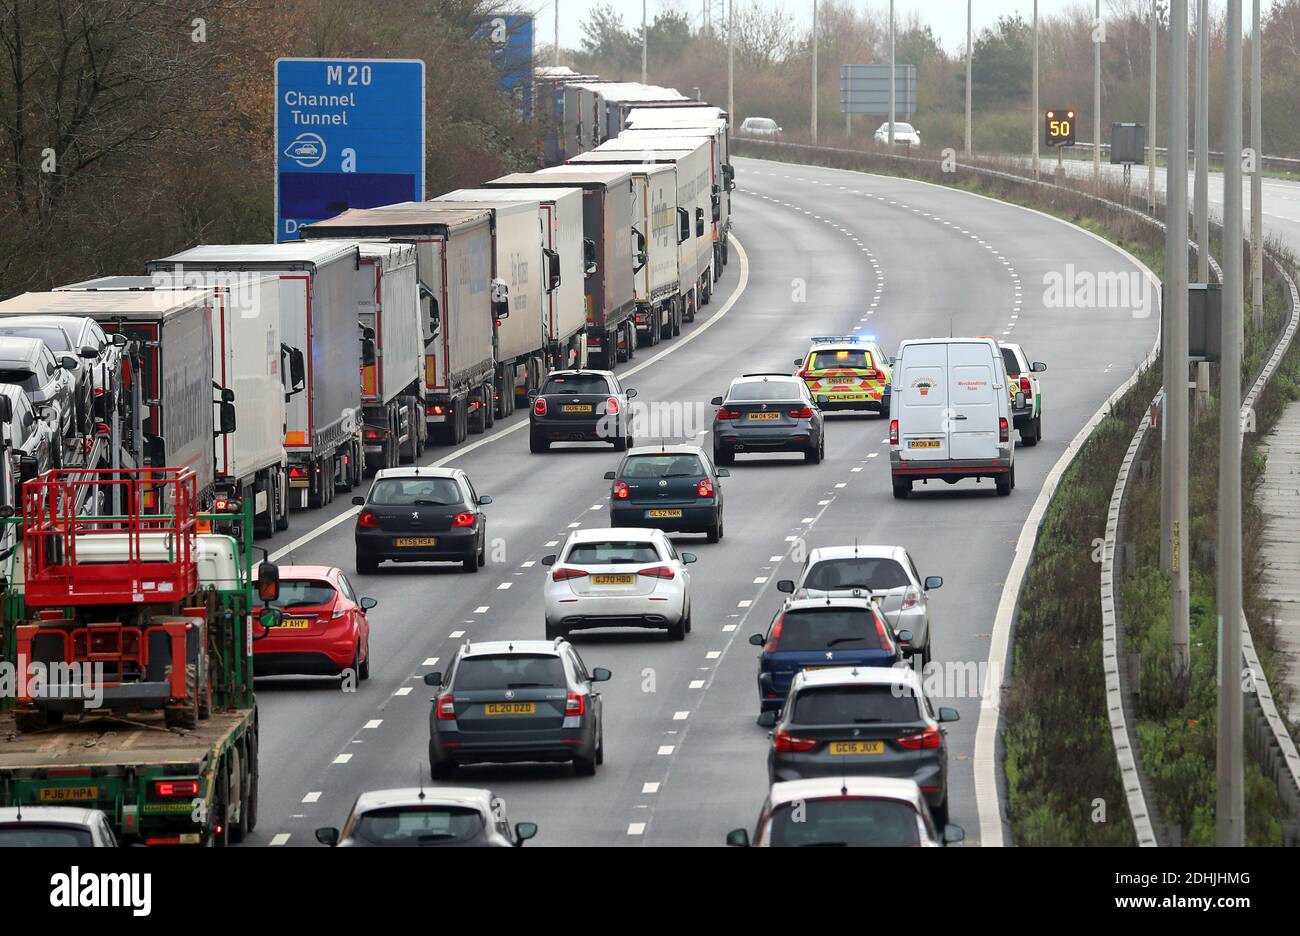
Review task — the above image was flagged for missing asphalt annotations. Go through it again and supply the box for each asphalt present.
[242,155,1158,847]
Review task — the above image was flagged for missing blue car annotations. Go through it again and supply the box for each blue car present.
[748,598,910,713]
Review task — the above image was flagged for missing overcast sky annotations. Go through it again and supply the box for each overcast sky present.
[530,1,1278,57]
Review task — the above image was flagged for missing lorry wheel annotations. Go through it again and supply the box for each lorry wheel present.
[483,391,495,429]
[244,727,259,833]
[228,743,248,844]
[253,477,274,539]
[210,761,230,848]
[468,389,487,435]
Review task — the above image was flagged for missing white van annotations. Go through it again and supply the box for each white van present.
[888,337,1021,499]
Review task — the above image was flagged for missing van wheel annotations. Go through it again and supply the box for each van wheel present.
[1021,421,1038,447]
[996,471,1012,496]
[892,479,912,499]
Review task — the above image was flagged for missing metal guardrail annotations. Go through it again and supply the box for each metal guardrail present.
[1067,141,1300,170]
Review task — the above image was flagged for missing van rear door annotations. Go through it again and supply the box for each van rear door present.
[947,341,1000,460]
[897,343,948,461]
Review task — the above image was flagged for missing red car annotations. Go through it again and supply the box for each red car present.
[254,566,375,679]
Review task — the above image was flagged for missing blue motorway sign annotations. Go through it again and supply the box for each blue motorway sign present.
[274,58,425,242]
[476,14,534,119]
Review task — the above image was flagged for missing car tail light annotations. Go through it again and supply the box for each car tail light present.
[1019,376,1031,393]
[357,512,379,528]
[427,403,445,417]
[565,691,586,717]
[773,729,817,753]
[864,369,882,381]
[638,565,675,579]
[873,609,895,651]
[93,387,105,397]
[796,368,811,379]
[612,480,630,499]
[153,780,200,798]
[787,405,813,419]
[452,512,476,528]
[696,478,714,497]
[436,695,456,721]
[897,726,941,750]
[764,614,784,653]
[999,417,1009,443]
[552,567,588,581]
[716,407,740,420]
[890,419,899,445]
[901,588,920,610]
[332,604,348,619]
[289,467,306,480]
[533,397,547,416]
[364,429,382,442]
[605,397,619,415]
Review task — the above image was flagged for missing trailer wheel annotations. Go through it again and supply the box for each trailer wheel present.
[253,474,274,539]
[210,760,230,848]
[228,742,248,844]
[274,468,290,531]
[468,387,487,435]
[244,722,259,833]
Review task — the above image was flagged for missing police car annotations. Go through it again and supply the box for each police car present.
[793,335,892,415]
[998,342,1046,446]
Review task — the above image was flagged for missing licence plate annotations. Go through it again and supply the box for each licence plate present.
[829,741,885,755]
[747,412,780,421]
[395,537,437,547]
[278,618,312,629]
[485,702,536,716]
[591,573,636,585]
[647,509,683,519]
[909,439,941,449]
[562,404,593,413]
[828,377,859,384]
[40,786,98,802]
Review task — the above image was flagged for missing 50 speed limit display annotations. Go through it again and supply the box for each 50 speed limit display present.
[1044,109,1076,147]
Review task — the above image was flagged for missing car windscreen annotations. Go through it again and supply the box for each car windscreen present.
[452,654,568,690]
[775,608,885,652]
[564,540,661,565]
[895,123,915,133]
[270,580,336,610]
[767,798,922,847]
[791,684,920,725]
[542,374,609,395]
[352,805,485,846]
[728,381,802,402]
[0,370,39,392]
[0,326,70,351]
[748,119,776,129]
[803,557,911,591]
[368,477,462,506]
[809,349,873,370]
[621,454,705,479]
[1001,348,1021,376]
[0,824,95,847]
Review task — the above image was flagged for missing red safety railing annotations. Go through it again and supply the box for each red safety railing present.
[21,468,199,607]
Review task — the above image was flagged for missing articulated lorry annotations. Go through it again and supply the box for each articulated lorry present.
[485,170,637,370]
[149,242,363,510]
[0,470,278,846]
[589,84,689,145]
[300,206,497,444]
[59,273,292,538]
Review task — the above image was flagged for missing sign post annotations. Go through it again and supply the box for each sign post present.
[274,58,425,243]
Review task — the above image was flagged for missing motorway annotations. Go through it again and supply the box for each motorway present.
[244,155,1158,847]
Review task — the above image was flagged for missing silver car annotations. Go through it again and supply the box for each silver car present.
[0,336,79,439]
[0,806,118,846]
[315,787,538,848]
[740,116,783,139]
[0,314,124,427]
[776,545,943,666]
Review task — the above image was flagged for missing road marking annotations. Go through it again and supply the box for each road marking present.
[642,782,660,794]
[474,606,489,613]
[705,651,721,660]
[769,555,783,562]
[657,745,675,755]
[627,822,647,835]
[422,657,438,666]
[689,679,705,689]
[753,576,767,584]
[802,515,817,521]
[332,754,352,765]
[590,503,603,510]
[722,623,737,632]
[851,466,864,472]
[449,630,465,638]
[364,719,382,729]
[567,521,581,528]
[497,582,512,590]
[544,540,558,547]
[394,686,413,696]
[302,792,321,804]
[269,833,291,846]
[737,599,752,608]
[673,711,690,720]
[784,535,797,541]
[834,482,847,488]
[521,560,535,568]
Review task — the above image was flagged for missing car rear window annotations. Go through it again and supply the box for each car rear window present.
[621,454,705,479]
[352,806,485,846]
[767,798,921,847]
[728,380,801,402]
[1001,348,1021,376]
[791,684,920,725]
[802,557,911,591]
[565,540,661,564]
[542,374,609,395]
[0,825,95,847]
[368,477,462,506]
[270,580,336,610]
[774,607,886,652]
[0,369,39,392]
[453,654,568,690]
[809,350,873,370]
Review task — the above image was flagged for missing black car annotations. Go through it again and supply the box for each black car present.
[711,373,826,464]
[604,444,729,541]
[353,466,491,574]
[425,639,610,777]
[529,369,636,452]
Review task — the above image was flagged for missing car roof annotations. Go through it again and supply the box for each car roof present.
[276,565,338,580]
[625,444,706,457]
[568,527,664,543]
[0,317,79,334]
[459,640,562,658]
[781,596,878,612]
[372,466,460,482]
[350,787,494,814]
[731,374,799,386]
[0,337,46,362]
[0,806,103,825]
[767,777,925,809]
[544,369,614,379]
[790,663,921,691]
[806,544,908,563]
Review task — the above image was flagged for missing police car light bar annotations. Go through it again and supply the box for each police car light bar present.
[810,335,867,344]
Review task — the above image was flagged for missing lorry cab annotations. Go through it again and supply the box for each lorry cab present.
[888,337,1018,499]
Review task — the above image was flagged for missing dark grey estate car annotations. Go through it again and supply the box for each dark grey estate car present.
[711,373,826,464]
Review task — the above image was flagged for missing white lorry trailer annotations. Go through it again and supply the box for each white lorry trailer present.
[300,205,498,445]
[149,242,364,510]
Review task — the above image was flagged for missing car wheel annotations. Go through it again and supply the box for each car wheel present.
[358,641,370,681]
[463,549,481,573]
[920,640,932,669]
[666,616,686,641]
[574,752,597,777]
[706,519,721,543]
[545,620,566,641]
[613,434,627,452]
[357,554,379,575]
[530,432,550,454]
[804,441,822,464]
[931,796,950,829]
[714,447,734,466]
[430,759,458,780]
[892,479,912,499]
[596,731,605,765]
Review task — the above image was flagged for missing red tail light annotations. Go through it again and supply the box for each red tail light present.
[153,780,200,798]
[773,729,817,753]
[289,467,306,479]
[890,419,899,445]
[612,480,630,499]
[565,691,586,716]
[716,407,740,420]
[764,613,784,652]
[452,512,476,528]
[873,609,895,651]
[93,387,105,397]
[358,512,379,528]
[864,369,882,381]
[696,478,714,497]
[796,368,811,379]
[897,727,941,750]
[787,405,813,419]
[436,694,456,721]
[533,397,547,416]
[999,417,1009,443]
[1019,376,1031,393]
[364,429,382,442]
[605,397,619,415]
[427,403,445,416]
[638,565,676,579]
[901,588,920,610]
[552,567,588,581]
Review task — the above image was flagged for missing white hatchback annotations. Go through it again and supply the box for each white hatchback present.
[542,528,695,640]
